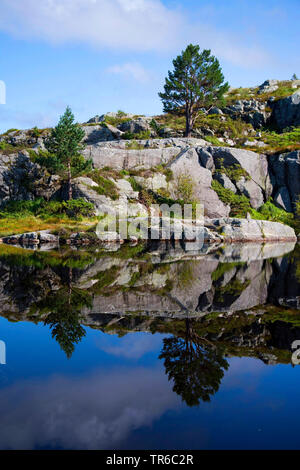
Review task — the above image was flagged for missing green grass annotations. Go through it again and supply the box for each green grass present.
[0,198,96,237]
[225,81,298,104]
[212,179,294,225]
[87,170,119,200]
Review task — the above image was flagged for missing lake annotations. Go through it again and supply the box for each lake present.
[0,240,299,450]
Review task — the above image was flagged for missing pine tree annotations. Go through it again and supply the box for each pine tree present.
[159,44,229,137]
[45,107,86,200]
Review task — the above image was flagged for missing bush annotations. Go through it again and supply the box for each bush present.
[87,170,119,200]
[60,199,95,219]
[175,173,196,203]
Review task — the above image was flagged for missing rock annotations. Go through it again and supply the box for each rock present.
[196,148,215,172]
[236,177,264,209]
[0,151,59,206]
[115,179,138,198]
[258,79,279,94]
[208,107,223,115]
[271,91,300,130]
[197,146,270,195]
[105,123,124,139]
[274,186,292,212]
[82,145,182,170]
[223,99,269,128]
[87,115,103,124]
[38,231,60,244]
[82,125,115,143]
[167,147,230,218]
[118,117,151,134]
[214,173,237,193]
[269,150,300,211]
[214,218,296,242]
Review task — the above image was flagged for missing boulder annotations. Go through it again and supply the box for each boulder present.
[258,79,279,94]
[118,117,151,134]
[274,186,292,212]
[214,173,237,193]
[236,177,264,209]
[197,145,271,196]
[82,125,115,144]
[213,218,296,242]
[167,148,230,218]
[269,150,300,211]
[271,91,300,130]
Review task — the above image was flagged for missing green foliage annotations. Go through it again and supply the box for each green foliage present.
[45,107,85,165]
[88,170,119,200]
[225,81,297,104]
[30,149,92,178]
[216,161,250,182]
[0,197,94,220]
[204,136,224,146]
[251,200,294,226]
[212,180,294,224]
[260,128,300,153]
[212,180,252,217]
[159,44,229,135]
[45,107,85,198]
[175,173,196,203]
[122,130,151,140]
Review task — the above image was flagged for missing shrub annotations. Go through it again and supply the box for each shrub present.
[0,197,94,220]
[87,170,119,200]
[175,173,196,203]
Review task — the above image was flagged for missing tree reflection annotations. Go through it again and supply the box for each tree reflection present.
[159,319,229,406]
[37,268,92,358]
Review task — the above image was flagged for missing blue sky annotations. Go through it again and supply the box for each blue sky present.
[0,0,299,132]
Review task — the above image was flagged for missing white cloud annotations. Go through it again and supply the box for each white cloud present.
[0,0,183,51]
[98,332,163,358]
[0,0,271,68]
[106,62,151,83]
[0,366,180,449]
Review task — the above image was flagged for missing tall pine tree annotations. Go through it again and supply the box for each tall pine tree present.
[159,44,229,137]
[45,107,86,200]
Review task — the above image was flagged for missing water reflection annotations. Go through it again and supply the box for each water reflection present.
[160,319,229,406]
[0,240,299,443]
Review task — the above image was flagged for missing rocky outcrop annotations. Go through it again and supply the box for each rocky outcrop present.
[223,99,270,129]
[0,151,60,205]
[269,150,300,211]
[271,91,300,130]
[167,147,230,218]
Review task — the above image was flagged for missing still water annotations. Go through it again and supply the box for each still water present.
[0,240,299,450]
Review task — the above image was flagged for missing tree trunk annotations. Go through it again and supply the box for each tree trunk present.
[67,161,72,200]
[185,108,192,137]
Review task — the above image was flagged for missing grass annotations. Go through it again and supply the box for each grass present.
[212,179,295,225]
[215,161,250,182]
[0,198,97,237]
[87,170,119,200]
[225,81,298,104]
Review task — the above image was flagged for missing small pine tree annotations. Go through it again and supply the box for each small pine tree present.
[159,44,229,137]
[45,107,86,200]
[292,73,299,80]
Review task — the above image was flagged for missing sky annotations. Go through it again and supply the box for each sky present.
[0,0,299,132]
